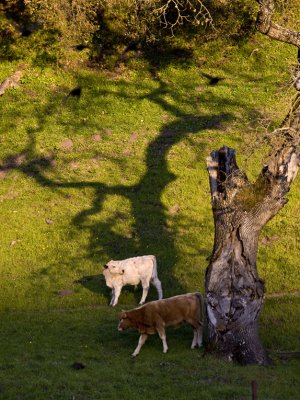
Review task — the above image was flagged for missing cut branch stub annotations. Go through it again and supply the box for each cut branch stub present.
[206,146,248,204]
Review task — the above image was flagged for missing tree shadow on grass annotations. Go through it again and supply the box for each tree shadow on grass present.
[0,69,235,304]
[68,75,232,299]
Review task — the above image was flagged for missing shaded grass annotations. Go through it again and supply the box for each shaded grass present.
[0,297,299,400]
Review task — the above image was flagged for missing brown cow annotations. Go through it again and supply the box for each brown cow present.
[118,293,203,357]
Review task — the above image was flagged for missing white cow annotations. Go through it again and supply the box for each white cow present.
[103,255,163,306]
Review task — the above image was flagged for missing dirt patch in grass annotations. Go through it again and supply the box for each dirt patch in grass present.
[169,204,180,215]
[60,139,73,150]
[122,149,131,157]
[92,134,102,142]
[0,170,8,179]
[128,132,138,143]
[69,160,80,170]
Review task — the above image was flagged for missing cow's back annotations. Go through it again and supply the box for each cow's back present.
[122,255,154,281]
[124,255,155,270]
[144,293,202,327]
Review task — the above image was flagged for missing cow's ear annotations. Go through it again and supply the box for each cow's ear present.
[120,311,127,318]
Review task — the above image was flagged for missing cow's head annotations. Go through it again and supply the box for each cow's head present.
[118,311,132,331]
[104,260,124,275]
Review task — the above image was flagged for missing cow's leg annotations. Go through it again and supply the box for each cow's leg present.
[190,324,203,348]
[109,288,115,306]
[187,320,202,348]
[139,284,149,304]
[132,334,148,357]
[112,286,121,307]
[197,325,203,347]
[191,328,198,349]
[156,326,168,353]
[151,277,163,300]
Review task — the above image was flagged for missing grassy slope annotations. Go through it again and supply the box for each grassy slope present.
[0,33,299,399]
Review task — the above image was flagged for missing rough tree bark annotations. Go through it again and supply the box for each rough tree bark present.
[204,0,300,365]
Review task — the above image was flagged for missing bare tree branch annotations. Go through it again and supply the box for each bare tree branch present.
[153,0,213,35]
[256,0,300,47]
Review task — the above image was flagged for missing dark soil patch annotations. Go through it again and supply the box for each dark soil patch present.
[58,289,74,297]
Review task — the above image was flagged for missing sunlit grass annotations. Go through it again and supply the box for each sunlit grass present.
[0,32,299,399]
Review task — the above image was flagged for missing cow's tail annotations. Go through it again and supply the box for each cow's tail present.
[194,292,204,347]
[195,292,204,325]
[151,256,163,299]
[151,256,158,279]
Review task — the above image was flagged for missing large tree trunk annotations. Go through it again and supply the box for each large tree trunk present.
[205,117,299,364]
[204,0,300,365]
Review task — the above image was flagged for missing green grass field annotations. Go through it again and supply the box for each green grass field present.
[0,33,299,399]
[0,298,299,400]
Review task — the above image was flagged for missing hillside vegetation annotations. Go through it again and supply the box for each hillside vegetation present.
[0,1,299,399]
[0,36,299,311]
